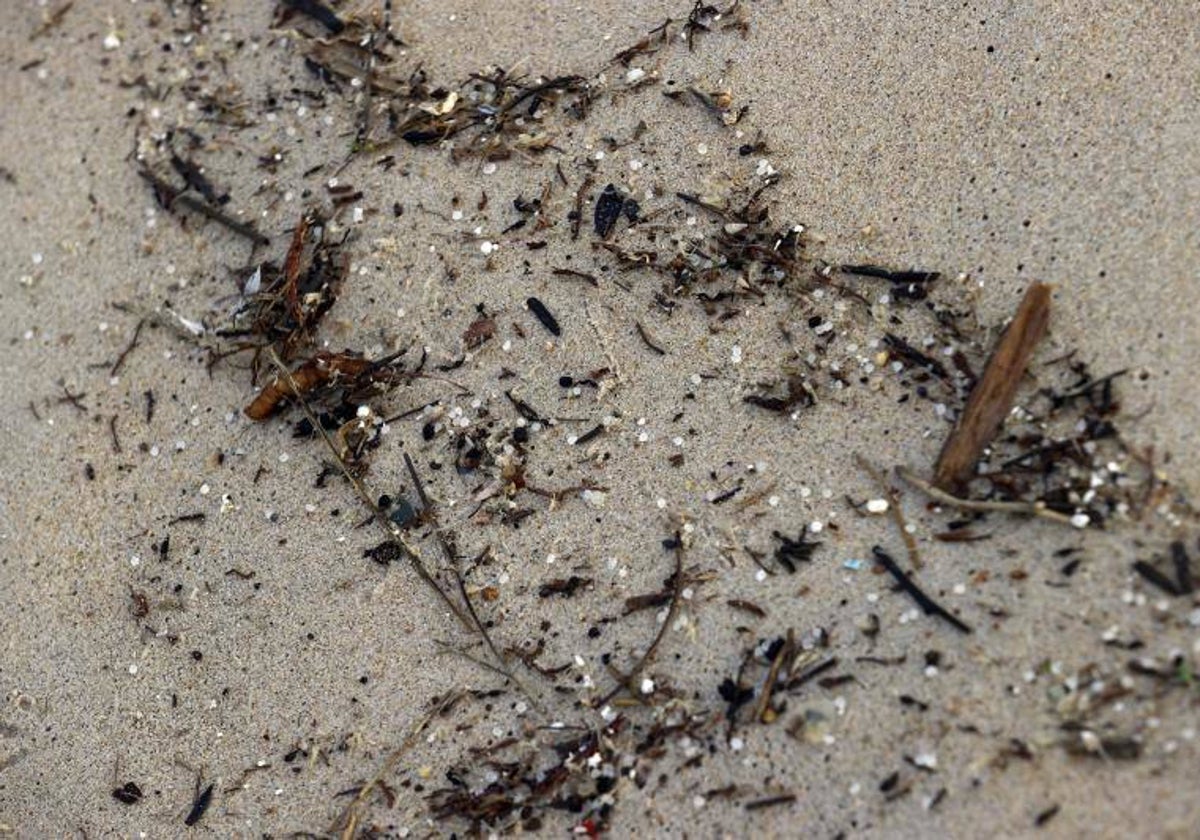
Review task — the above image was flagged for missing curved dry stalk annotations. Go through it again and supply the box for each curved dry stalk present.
[596,535,684,706]
[329,691,465,839]
[401,452,535,702]
[753,628,794,724]
[894,465,1075,526]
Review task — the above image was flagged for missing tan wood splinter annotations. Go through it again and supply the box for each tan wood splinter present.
[933,281,1052,493]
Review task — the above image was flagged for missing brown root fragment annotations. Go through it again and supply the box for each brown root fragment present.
[243,352,372,420]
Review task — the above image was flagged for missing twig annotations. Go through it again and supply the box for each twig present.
[264,347,473,629]
[381,398,442,424]
[108,415,122,453]
[635,320,667,355]
[551,267,599,287]
[403,453,532,699]
[58,385,87,413]
[894,466,1075,526]
[265,349,533,704]
[110,318,146,376]
[1132,560,1181,597]
[504,390,549,425]
[31,1,72,40]
[1055,368,1128,403]
[176,192,270,244]
[452,569,516,680]
[138,169,270,246]
[745,794,797,811]
[753,629,793,723]
[570,174,594,240]
[933,281,1051,491]
[856,454,922,570]
[433,639,517,681]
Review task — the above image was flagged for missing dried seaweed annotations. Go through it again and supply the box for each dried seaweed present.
[771,530,820,572]
[429,722,623,834]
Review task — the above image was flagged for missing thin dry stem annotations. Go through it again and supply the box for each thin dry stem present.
[894,465,1075,526]
[856,454,924,570]
[263,348,537,700]
[596,535,684,706]
[330,691,465,838]
[264,347,472,628]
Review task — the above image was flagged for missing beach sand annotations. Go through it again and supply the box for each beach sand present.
[2,2,1198,836]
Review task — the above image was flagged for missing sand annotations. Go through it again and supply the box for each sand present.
[2,1,1199,837]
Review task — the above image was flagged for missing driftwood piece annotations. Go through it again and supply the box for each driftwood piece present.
[933,282,1052,492]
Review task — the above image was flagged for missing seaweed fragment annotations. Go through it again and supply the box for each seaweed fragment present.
[872,547,972,634]
[771,530,820,573]
[526,296,562,336]
[112,781,143,805]
[277,0,346,34]
[429,722,623,833]
[718,677,755,723]
[463,314,497,349]
[841,264,939,300]
[1170,541,1194,594]
[364,540,406,565]
[184,782,214,827]
[593,183,639,239]
[243,350,409,423]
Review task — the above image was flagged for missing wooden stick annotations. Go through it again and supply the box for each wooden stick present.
[933,282,1051,492]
